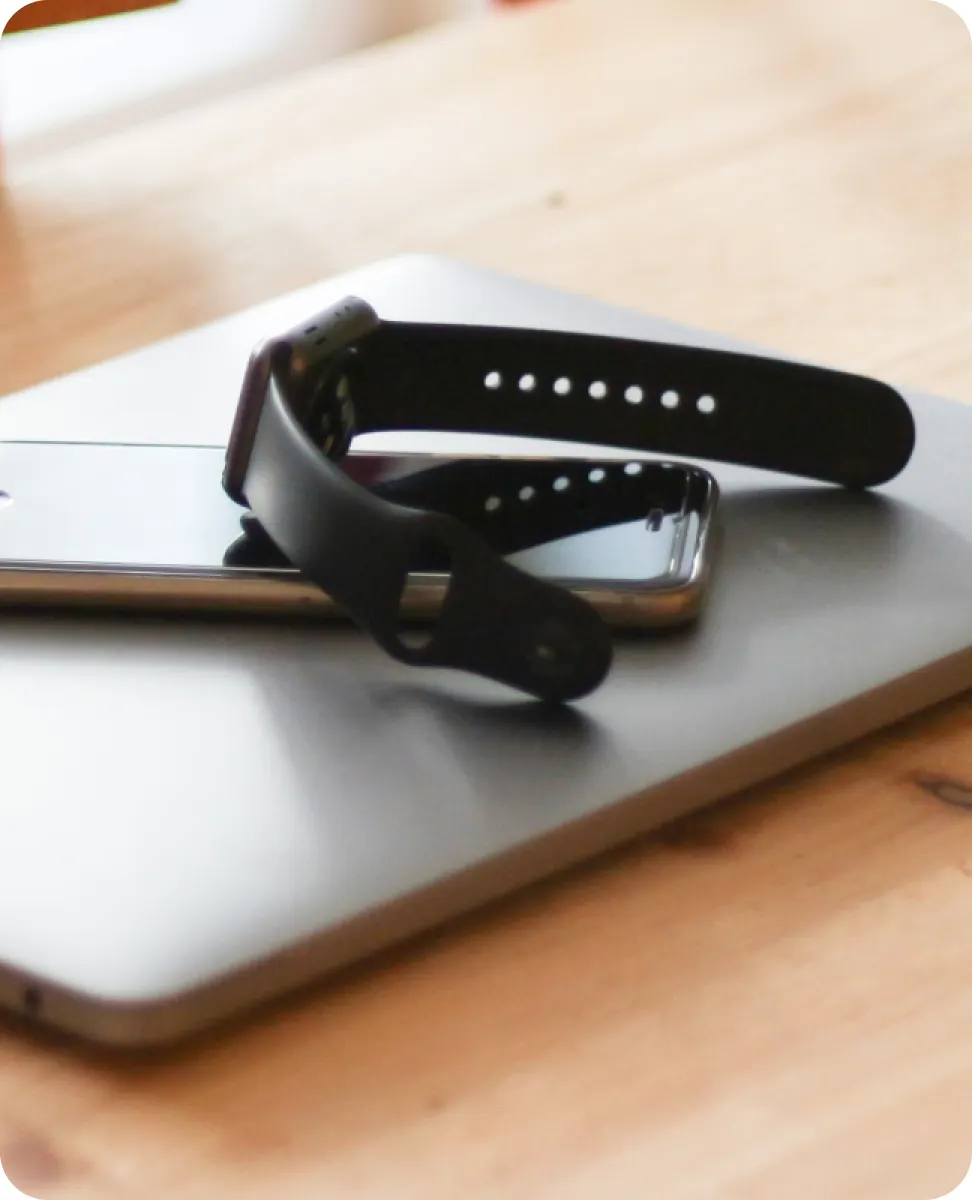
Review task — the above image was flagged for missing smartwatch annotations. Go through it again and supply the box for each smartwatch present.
[223,297,915,703]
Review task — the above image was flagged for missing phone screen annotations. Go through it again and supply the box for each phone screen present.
[0,442,717,622]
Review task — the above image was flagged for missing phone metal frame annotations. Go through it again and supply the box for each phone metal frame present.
[0,448,719,629]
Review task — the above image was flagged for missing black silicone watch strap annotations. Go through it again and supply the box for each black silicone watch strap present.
[348,321,915,489]
[229,455,713,566]
[366,457,714,556]
[227,295,915,703]
[243,373,613,702]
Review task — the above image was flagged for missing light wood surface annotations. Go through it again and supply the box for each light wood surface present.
[3,1,972,1196]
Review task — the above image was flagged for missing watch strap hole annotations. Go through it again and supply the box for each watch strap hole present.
[395,536,454,652]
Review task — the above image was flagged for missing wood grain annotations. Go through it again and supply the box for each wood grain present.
[3,0,972,1196]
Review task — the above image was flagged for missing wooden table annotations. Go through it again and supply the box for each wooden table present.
[3,0,972,1195]
[4,1,175,35]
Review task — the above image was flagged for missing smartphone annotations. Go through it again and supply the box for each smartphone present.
[0,441,719,628]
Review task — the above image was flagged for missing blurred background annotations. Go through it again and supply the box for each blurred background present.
[0,0,507,164]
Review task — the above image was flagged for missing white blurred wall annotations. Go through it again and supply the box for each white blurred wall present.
[1,0,486,163]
